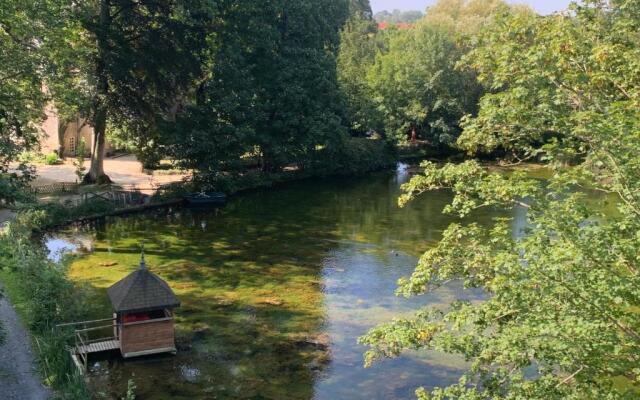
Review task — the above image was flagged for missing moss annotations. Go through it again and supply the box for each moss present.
[63,219,331,397]
[55,171,481,398]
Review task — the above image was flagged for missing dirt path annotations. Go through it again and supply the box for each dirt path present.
[34,155,187,188]
[0,284,52,400]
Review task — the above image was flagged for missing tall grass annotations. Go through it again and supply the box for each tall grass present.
[0,214,91,399]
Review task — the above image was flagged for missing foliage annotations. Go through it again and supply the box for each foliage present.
[349,0,373,19]
[311,138,396,175]
[18,151,44,164]
[107,123,161,169]
[373,9,424,24]
[44,153,60,165]
[124,379,137,400]
[337,14,382,135]
[367,22,481,146]
[191,137,394,193]
[0,289,4,345]
[0,0,49,203]
[361,1,640,398]
[16,200,117,231]
[171,0,350,177]
[338,0,529,151]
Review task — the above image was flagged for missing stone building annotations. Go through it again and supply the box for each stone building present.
[39,103,112,157]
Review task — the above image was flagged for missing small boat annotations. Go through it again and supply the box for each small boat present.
[184,191,227,207]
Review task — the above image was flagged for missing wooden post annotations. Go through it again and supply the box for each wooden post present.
[113,312,119,342]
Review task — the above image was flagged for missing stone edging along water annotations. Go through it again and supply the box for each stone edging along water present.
[49,198,185,230]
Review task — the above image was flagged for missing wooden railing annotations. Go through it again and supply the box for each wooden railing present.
[57,317,118,372]
[78,190,147,207]
[75,330,88,371]
[31,182,151,204]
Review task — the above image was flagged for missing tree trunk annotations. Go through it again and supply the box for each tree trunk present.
[57,119,66,159]
[83,0,112,185]
[83,108,111,184]
[410,126,417,145]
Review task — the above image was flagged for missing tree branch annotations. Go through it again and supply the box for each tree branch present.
[555,366,583,388]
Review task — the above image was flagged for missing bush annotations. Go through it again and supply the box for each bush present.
[125,379,137,400]
[311,138,396,176]
[45,153,61,165]
[188,138,396,194]
[18,151,42,164]
[15,200,117,231]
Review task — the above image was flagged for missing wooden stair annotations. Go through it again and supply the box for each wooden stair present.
[77,339,120,354]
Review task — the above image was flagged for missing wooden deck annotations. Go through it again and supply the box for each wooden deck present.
[77,339,120,355]
[61,314,178,375]
[56,317,120,374]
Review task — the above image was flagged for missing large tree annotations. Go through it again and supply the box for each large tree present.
[171,0,350,178]
[337,4,382,136]
[0,0,49,202]
[349,0,373,19]
[367,22,480,146]
[422,0,529,37]
[344,0,527,147]
[254,0,349,170]
[168,0,267,176]
[48,0,208,184]
[361,1,640,398]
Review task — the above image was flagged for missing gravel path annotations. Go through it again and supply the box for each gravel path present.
[0,284,52,400]
[34,155,187,188]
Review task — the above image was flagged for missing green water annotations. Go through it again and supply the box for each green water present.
[48,164,526,399]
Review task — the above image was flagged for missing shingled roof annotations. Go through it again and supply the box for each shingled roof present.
[107,250,180,313]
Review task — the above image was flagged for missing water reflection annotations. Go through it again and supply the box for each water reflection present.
[45,233,97,262]
[49,166,524,399]
[45,238,78,263]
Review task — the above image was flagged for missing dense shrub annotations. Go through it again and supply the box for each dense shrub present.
[311,138,396,175]
[45,153,61,165]
[190,138,395,193]
[16,199,117,231]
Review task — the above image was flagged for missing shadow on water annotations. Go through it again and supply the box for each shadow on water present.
[48,164,524,399]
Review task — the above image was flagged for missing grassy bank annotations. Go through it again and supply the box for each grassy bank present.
[0,213,92,399]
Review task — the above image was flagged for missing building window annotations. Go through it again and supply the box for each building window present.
[68,136,76,155]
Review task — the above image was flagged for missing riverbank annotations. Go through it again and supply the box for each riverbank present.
[0,218,92,399]
[0,138,396,399]
[17,138,395,232]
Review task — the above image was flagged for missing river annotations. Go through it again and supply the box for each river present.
[47,164,527,399]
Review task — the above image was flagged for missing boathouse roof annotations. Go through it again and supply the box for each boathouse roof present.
[107,249,180,313]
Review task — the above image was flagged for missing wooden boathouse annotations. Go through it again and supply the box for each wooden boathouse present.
[65,248,180,372]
